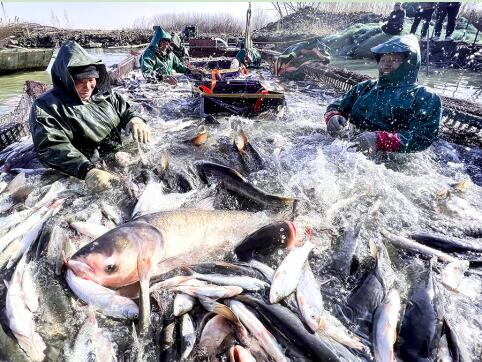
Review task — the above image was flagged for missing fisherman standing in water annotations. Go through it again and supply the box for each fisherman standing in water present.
[324,35,441,153]
[29,41,150,191]
[141,26,202,85]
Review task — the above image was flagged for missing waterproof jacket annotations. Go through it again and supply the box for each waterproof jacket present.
[141,27,188,80]
[326,35,441,153]
[29,41,140,179]
[235,47,262,68]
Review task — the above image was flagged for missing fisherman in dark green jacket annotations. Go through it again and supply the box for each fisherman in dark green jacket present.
[29,41,150,191]
[324,35,441,153]
[235,47,262,68]
[141,26,200,85]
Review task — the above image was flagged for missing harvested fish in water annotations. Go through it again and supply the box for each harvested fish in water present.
[194,161,296,210]
[198,297,241,326]
[329,224,361,281]
[65,269,139,319]
[296,263,324,333]
[198,315,234,357]
[66,310,116,362]
[381,229,458,263]
[342,241,386,336]
[180,313,196,360]
[70,221,112,239]
[410,232,482,253]
[172,284,243,299]
[150,275,194,292]
[233,127,264,173]
[185,267,269,291]
[101,203,123,225]
[234,220,298,261]
[227,300,288,362]
[441,317,471,362]
[236,294,355,361]
[182,125,208,145]
[245,259,276,281]
[372,289,400,362]
[173,293,196,317]
[131,182,165,218]
[398,264,443,361]
[4,256,46,362]
[270,240,315,303]
[160,321,179,361]
[66,209,278,289]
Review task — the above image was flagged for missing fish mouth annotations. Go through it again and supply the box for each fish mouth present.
[285,220,297,250]
[66,258,98,282]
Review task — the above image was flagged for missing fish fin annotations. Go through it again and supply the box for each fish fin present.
[196,195,216,210]
[199,297,240,326]
[3,280,8,289]
[137,253,151,339]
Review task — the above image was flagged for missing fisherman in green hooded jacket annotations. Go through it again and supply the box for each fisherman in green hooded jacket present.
[141,26,201,85]
[235,45,262,69]
[29,41,150,191]
[324,34,441,153]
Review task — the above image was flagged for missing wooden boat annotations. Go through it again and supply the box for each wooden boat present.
[0,48,53,75]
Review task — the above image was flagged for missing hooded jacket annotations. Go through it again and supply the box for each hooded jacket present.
[141,27,188,80]
[235,47,262,68]
[326,35,441,153]
[29,41,140,179]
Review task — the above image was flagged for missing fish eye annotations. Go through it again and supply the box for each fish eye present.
[105,264,117,274]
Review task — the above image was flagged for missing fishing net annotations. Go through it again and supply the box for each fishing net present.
[0,80,49,151]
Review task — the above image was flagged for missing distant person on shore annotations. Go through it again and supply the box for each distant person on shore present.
[382,2,406,36]
[433,2,461,41]
[409,2,436,38]
[29,41,150,191]
[274,38,331,79]
[141,26,201,85]
[324,35,441,153]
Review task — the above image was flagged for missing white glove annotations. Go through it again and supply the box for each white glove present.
[126,117,150,143]
[326,115,348,136]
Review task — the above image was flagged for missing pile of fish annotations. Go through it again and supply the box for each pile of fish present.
[0,68,481,361]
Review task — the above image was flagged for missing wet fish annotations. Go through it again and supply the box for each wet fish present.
[410,232,482,253]
[229,345,257,362]
[234,220,298,261]
[198,297,241,325]
[270,241,315,303]
[442,317,471,362]
[0,322,29,362]
[194,161,296,210]
[233,128,264,173]
[4,256,46,362]
[182,125,208,146]
[173,293,196,317]
[67,209,276,289]
[101,203,123,225]
[172,284,243,299]
[330,224,361,281]
[65,269,139,319]
[227,299,288,362]
[70,221,111,239]
[160,321,179,361]
[296,264,324,332]
[342,241,386,336]
[381,229,458,263]
[398,266,443,361]
[180,313,196,360]
[372,290,400,362]
[245,259,276,281]
[236,294,352,361]
[462,225,482,239]
[185,268,269,291]
[150,275,194,292]
[198,315,234,357]
[131,182,165,219]
[67,310,117,362]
